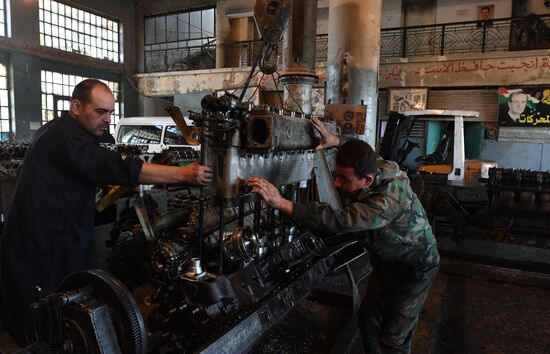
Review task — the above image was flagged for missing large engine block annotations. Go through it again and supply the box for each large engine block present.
[488,168,550,237]
[25,92,357,354]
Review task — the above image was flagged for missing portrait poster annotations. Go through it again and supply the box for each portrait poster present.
[477,5,494,27]
[497,87,550,127]
[387,88,428,113]
[478,5,494,20]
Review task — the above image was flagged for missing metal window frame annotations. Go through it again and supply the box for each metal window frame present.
[143,7,216,72]
[38,0,122,63]
[0,0,9,38]
[0,59,12,140]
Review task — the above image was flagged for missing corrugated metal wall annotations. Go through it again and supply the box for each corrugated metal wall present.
[379,88,499,121]
[425,89,499,122]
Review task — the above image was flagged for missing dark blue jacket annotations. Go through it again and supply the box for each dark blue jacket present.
[0,113,142,346]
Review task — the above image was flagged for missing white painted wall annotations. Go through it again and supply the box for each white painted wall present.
[317,7,329,34]
[382,0,402,28]
[436,0,513,24]
[405,0,436,26]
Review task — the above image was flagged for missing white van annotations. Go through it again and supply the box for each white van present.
[114,117,200,155]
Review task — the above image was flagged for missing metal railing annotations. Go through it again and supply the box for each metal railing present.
[143,14,550,72]
[144,38,216,72]
[214,34,329,69]
[380,14,550,57]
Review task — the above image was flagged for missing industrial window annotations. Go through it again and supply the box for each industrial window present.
[144,7,216,72]
[0,63,11,141]
[38,0,121,62]
[0,0,9,37]
[40,70,122,133]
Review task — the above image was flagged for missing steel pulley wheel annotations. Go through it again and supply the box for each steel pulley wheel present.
[58,269,147,354]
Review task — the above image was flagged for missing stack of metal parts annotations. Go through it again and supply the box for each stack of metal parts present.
[0,142,27,178]
[0,143,28,218]
[411,167,550,278]
[488,168,550,241]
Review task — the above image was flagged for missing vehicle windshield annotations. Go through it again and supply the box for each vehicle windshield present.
[164,125,190,145]
[118,125,162,144]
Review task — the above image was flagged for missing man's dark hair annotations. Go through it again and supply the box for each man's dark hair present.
[336,139,377,178]
[71,79,109,105]
[508,90,527,102]
[481,6,490,12]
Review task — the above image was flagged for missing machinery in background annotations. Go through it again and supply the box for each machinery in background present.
[410,166,550,274]
[379,111,420,169]
[0,143,153,223]
[403,109,480,181]
[0,143,27,178]
[380,110,550,275]
[0,143,27,228]
[487,168,550,240]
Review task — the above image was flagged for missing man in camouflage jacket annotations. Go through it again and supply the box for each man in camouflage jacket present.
[248,118,439,354]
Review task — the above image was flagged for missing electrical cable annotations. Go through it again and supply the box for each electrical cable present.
[229,69,260,96]
[271,73,284,108]
[238,46,264,101]
[247,73,264,103]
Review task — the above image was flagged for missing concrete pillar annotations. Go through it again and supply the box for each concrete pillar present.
[327,0,381,146]
[216,2,231,68]
[279,0,318,114]
[229,17,249,67]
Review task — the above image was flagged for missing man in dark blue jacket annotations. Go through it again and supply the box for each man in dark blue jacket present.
[0,79,212,346]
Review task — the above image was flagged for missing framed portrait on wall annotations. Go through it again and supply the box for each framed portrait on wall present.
[478,5,494,21]
[477,5,494,27]
[497,86,550,127]
[387,88,428,113]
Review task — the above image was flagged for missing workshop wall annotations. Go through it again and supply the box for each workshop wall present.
[436,0,512,24]
[130,0,550,172]
[479,140,550,170]
[0,0,138,140]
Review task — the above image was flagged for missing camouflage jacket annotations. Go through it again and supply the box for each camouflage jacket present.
[291,159,439,266]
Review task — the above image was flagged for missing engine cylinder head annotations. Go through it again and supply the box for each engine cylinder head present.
[223,227,267,262]
[148,239,193,280]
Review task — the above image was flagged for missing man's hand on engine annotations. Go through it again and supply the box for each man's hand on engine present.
[310,117,340,150]
[184,162,213,185]
[248,177,294,215]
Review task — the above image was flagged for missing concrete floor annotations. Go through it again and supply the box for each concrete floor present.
[252,269,550,354]
[2,268,549,353]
